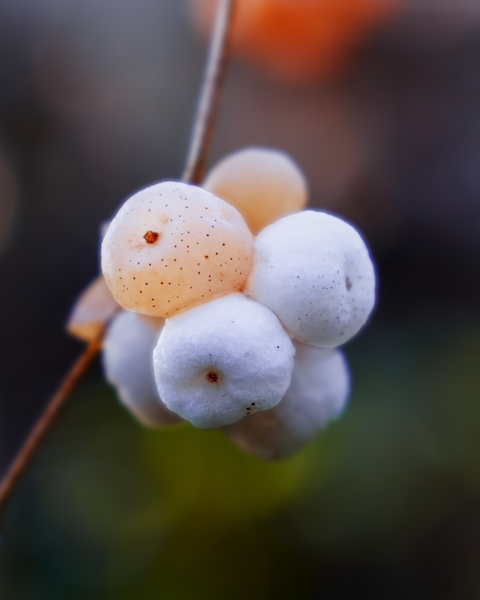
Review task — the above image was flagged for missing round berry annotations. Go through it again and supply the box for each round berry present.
[153,293,295,428]
[102,181,254,318]
[203,147,307,234]
[224,341,350,459]
[244,210,375,347]
[103,311,181,427]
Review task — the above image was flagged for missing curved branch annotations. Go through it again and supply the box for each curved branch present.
[0,0,236,521]
[0,335,104,516]
[182,0,236,184]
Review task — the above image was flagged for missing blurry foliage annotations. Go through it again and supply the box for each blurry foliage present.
[1,313,480,599]
[190,0,403,84]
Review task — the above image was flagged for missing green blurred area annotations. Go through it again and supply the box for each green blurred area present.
[2,311,480,599]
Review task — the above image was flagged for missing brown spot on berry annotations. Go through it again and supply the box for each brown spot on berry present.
[206,371,219,383]
[346,277,352,291]
[144,230,160,244]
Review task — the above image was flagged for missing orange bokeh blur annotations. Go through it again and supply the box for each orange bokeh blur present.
[190,0,403,83]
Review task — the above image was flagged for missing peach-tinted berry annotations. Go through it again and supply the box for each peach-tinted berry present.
[203,147,307,234]
[101,181,254,318]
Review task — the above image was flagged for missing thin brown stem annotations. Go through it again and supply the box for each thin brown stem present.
[0,0,236,521]
[0,335,103,516]
[182,0,236,184]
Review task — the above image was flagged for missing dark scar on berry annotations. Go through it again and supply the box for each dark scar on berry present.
[206,371,219,383]
[346,277,352,291]
[144,231,160,244]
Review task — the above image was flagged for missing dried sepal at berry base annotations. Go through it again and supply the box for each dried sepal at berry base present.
[103,310,181,428]
[203,147,307,234]
[66,274,120,342]
[223,341,350,460]
[101,181,255,319]
[244,210,375,348]
[153,293,295,429]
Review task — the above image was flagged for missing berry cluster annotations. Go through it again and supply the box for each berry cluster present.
[101,148,375,459]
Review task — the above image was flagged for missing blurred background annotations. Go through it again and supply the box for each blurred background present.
[1,0,480,598]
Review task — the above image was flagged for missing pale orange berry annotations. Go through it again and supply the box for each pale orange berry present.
[101,181,254,318]
[203,147,307,234]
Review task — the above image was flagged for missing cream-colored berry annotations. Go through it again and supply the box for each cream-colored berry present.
[101,181,254,318]
[203,147,307,234]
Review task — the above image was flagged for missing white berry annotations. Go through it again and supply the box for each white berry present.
[224,341,350,459]
[153,293,295,428]
[244,210,375,347]
[103,311,181,427]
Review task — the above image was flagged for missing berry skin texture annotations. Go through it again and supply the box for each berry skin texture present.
[223,341,350,460]
[153,293,295,429]
[203,147,307,235]
[103,311,181,427]
[244,210,375,348]
[101,181,254,318]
